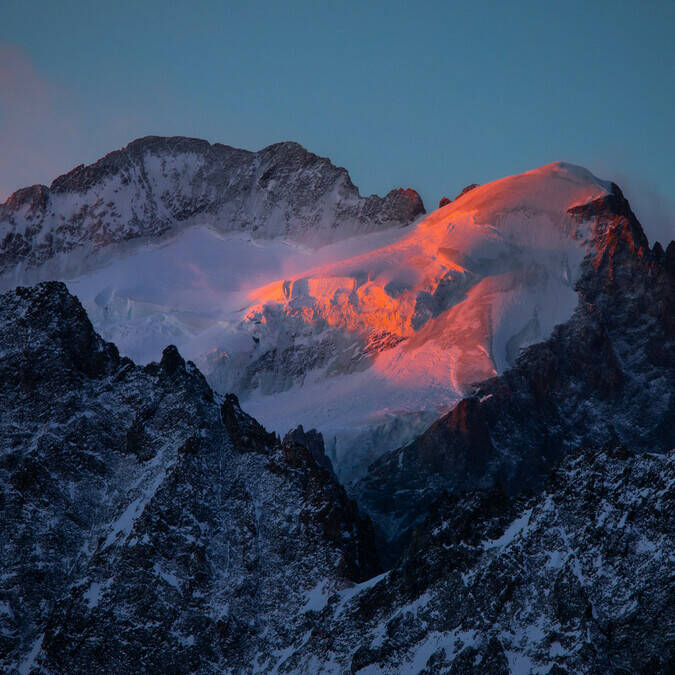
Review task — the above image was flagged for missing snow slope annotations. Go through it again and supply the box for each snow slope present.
[63,225,410,364]
[356,178,674,550]
[211,162,613,479]
[1,152,616,482]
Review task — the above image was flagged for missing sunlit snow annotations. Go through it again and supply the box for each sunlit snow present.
[1,161,612,482]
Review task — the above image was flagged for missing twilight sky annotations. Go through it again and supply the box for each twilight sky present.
[1,0,673,243]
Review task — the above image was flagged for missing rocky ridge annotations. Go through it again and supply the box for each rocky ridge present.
[0,282,379,672]
[0,136,424,279]
[282,445,674,673]
[0,281,672,672]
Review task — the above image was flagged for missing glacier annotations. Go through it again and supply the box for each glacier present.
[0,142,619,483]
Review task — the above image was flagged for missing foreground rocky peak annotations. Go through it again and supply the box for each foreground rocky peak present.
[282,445,674,672]
[0,135,424,276]
[2,280,671,672]
[0,282,379,672]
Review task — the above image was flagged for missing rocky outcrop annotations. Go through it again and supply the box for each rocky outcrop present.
[0,136,424,276]
[0,282,379,672]
[454,182,480,200]
[438,183,479,209]
[283,425,337,480]
[356,184,675,552]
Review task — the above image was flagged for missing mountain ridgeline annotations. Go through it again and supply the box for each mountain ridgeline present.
[1,282,672,673]
[0,282,379,672]
[0,135,424,276]
[0,138,673,673]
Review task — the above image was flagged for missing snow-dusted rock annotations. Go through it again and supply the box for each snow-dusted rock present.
[0,135,424,278]
[2,282,671,673]
[0,282,379,673]
[0,269,673,674]
[281,445,674,673]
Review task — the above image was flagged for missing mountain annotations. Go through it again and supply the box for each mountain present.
[224,162,621,479]
[0,135,424,278]
[1,138,672,527]
[280,445,674,673]
[0,135,426,394]
[1,283,672,673]
[356,183,675,553]
[4,147,650,485]
[0,282,379,672]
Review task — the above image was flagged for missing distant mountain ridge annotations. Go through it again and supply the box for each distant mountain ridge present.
[0,135,424,277]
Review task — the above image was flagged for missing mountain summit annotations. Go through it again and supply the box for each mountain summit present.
[1,146,670,486]
[208,162,638,479]
[0,135,424,276]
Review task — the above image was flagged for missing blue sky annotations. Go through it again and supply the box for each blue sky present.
[1,0,673,242]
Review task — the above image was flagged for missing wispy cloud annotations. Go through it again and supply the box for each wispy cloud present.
[0,43,87,200]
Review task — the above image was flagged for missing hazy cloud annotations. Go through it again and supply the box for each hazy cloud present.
[0,43,87,200]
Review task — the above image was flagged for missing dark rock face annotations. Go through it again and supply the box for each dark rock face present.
[454,182,480,200]
[357,184,675,551]
[437,183,479,209]
[283,446,674,673]
[283,425,337,480]
[0,274,672,672]
[0,136,425,276]
[0,282,379,672]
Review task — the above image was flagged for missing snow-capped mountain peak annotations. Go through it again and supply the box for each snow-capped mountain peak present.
[0,135,424,280]
[0,145,664,485]
[212,161,621,479]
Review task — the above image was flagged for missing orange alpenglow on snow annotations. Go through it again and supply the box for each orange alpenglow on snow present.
[35,160,613,480]
[245,162,610,389]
